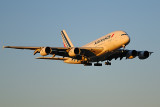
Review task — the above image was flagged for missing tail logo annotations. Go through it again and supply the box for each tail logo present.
[61,30,74,47]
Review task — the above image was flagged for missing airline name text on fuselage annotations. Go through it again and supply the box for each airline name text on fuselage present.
[95,35,111,45]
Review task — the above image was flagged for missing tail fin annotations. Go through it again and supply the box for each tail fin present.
[61,30,74,47]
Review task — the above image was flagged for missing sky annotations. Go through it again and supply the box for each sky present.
[0,0,160,107]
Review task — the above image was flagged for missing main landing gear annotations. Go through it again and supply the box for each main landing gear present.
[94,63,102,66]
[83,60,111,66]
[84,63,92,66]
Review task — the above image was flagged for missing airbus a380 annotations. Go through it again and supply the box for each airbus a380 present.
[3,30,153,66]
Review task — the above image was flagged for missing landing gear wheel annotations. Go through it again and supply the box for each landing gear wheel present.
[94,63,102,66]
[84,63,92,66]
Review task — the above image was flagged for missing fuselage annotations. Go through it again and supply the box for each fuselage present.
[64,31,130,64]
[83,31,130,55]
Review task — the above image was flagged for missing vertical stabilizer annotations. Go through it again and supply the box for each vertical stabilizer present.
[61,30,74,47]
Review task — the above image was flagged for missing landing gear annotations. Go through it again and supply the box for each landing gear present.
[94,63,102,66]
[84,63,92,66]
[122,45,125,52]
[105,61,111,65]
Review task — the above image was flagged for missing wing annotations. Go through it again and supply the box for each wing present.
[104,49,153,61]
[3,46,40,50]
[3,46,103,58]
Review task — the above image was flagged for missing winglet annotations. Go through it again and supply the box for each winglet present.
[3,46,10,48]
[150,52,154,55]
[3,46,8,48]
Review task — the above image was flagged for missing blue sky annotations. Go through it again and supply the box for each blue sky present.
[0,0,160,107]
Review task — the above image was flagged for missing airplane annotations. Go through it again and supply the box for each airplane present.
[3,30,153,66]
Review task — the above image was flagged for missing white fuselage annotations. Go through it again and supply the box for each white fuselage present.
[64,31,130,64]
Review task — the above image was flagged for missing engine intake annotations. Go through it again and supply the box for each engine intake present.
[138,51,149,59]
[68,48,81,57]
[40,47,52,56]
[126,50,137,59]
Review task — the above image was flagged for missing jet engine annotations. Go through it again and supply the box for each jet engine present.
[138,51,149,59]
[126,50,137,59]
[68,48,81,57]
[40,47,52,56]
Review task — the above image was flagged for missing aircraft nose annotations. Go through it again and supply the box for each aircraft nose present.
[126,35,130,45]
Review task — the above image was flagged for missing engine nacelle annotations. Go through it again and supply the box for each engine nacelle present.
[40,47,52,56]
[68,48,81,57]
[138,51,149,59]
[126,50,137,59]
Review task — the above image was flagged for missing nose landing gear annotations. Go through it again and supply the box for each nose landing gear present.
[122,45,126,52]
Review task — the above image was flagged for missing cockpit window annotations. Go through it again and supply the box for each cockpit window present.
[121,34,128,36]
